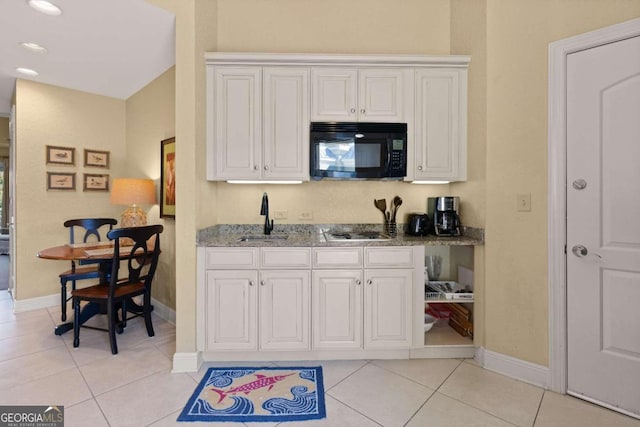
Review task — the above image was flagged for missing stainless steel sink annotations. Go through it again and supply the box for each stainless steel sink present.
[237,234,289,242]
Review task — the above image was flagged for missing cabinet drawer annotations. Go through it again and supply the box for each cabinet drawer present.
[313,247,363,268]
[364,247,414,268]
[205,247,258,269]
[260,247,311,268]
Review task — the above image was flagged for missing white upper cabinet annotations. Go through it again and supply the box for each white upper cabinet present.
[206,53,469,182]
[311,68,406,122]
[410,68,468,182]
[207,63,309,181]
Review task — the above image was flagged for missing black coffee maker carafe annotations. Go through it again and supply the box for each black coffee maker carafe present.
[427,197,461,236]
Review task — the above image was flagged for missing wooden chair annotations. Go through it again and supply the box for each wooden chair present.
[71,224,163,355]
[59,218,118,321]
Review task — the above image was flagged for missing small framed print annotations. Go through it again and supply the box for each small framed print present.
[46,145,75,166]
[47,172,76,191]
[84,149,110,168]
[83,173,109,191]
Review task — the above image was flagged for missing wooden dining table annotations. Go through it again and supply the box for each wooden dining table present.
[37,241,152,336]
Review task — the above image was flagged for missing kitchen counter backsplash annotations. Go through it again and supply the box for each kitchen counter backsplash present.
[197,224,484,247]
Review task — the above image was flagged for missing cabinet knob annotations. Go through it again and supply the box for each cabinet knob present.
[260,280,265,286]
[253,165,258,171]
[360,109,365,114]
[350,108,356,113]
[417,165,423,171]
[249,281,254,286]
[356,279,361,286]
[264,165,269,171]
[367,279,373,285]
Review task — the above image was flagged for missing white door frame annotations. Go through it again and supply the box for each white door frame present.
[548,17,640,394]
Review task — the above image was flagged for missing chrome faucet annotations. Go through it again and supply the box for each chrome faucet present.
[260,192,273,235]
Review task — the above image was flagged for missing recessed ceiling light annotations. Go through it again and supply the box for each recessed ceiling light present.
[27,0,63,16]
[16,67,39,77]
[20,42,48,53]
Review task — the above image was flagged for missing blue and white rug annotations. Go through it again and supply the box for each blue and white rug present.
[177,366,326,423]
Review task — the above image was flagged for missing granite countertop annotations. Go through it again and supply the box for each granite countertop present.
[197,224,484,247]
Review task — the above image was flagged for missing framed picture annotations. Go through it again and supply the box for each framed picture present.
[46,145,75,166]
[84,149,110,168]
[83,173,109,191]
[160,137,175,219]
[47,172,76,191]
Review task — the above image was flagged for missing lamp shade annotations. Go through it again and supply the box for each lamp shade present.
[110,178,156,206]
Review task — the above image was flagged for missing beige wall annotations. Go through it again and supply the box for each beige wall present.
[483,1,640,365]
[15,80,125,300]
[126,66,177,309]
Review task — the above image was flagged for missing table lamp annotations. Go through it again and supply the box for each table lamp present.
[110,178,157,227]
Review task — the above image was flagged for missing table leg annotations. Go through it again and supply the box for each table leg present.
[54,302,101,336]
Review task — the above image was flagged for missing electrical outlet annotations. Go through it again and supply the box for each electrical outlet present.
[299,211,313,220]
[516,193,531,212]
[273,210,288,220]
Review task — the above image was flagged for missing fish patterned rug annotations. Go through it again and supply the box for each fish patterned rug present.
[177,366,326,423]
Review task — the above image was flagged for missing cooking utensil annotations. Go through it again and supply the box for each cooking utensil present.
[374,199,387,220]
[391,196,403,221]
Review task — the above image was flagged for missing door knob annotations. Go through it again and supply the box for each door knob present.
[572,179,587,190]
[572,245,588,257]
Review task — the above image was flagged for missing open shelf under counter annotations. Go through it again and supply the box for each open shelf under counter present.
[411,324,475,358]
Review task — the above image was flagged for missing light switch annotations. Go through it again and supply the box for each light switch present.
[516,193,531,212]
[299,211,313,220]
[273,210,288,219]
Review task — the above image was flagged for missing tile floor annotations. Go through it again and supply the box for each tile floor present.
[1,290,639,427]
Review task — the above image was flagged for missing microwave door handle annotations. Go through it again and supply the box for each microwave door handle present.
[386,146,391,171]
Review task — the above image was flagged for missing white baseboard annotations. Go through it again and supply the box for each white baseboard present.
[12,293,176,326]
[479,347,549,388]
[172,352,201,373]
[13,293,58,312]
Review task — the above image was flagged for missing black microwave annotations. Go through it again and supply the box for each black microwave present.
[310,122,407,180]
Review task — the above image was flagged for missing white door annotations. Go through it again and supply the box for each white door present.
[566,35,640,418]
[358,68,405,122]
[364,269,412,349]
[312,269,363,349]
[205,270,258,350]
[262,67,310,180]
[310,68,358,121]
[259,270,310,350]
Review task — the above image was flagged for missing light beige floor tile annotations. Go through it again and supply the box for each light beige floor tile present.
[149,408,248,426]
[0,329,65,361]
[0,346,76,389]
[372,358,463,389]
[153,335,176,360]
[0,367,92,407]
[328,363,433,427]
[534,391,640,427]
[272,359,369,390]
[0,312,57,340]
[96,370,198,427]
[439,362,543,427]
[65,398,110,427]
[406,392,515,426]
[80,341,172,396]
[0,307,52,325]
[189,362,280,382]
[283,394,380,427]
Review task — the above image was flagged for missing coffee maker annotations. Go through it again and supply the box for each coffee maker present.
[427,197,461,236]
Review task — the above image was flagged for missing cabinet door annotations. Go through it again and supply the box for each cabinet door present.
[358,68,405,122]
[259,270,311,350]
[311,68,358,121]
[205,270,258,350]
[413,69,467,181]
[364,269,412,349]
[263,68,310,180]
[212,67,262,179]
[312,270,363,349]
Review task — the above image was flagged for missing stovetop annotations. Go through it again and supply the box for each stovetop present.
[322,229,391,242]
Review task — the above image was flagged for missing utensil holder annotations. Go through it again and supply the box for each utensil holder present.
[384,219,397,237]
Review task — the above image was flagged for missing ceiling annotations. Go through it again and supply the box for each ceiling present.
[0,0,175,117]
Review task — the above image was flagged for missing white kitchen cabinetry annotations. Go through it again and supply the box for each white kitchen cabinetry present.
[411,69,468,182]
[207,65,309,181]
[311,68,407,122]
[312,246,413,350]
[202,247,311,351]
